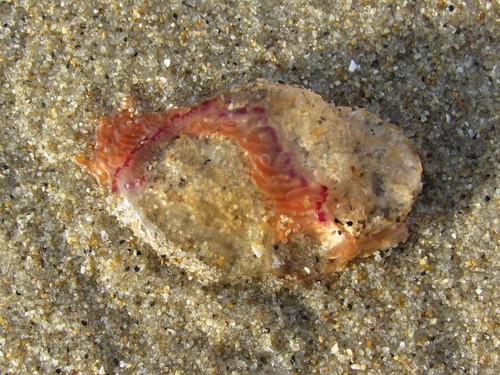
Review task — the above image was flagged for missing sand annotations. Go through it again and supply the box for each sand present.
[0,1,498,373]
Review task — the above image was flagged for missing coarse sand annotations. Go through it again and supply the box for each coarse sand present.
[0,1,498,373]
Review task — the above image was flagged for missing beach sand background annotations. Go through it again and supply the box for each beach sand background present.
[0,1,498,373]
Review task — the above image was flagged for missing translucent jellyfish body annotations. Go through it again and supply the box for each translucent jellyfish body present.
[76,81,422,281]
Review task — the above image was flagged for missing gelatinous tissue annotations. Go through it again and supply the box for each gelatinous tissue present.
[76,81,422,281]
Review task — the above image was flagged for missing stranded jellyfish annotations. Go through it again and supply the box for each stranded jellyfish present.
[76,81,422,281]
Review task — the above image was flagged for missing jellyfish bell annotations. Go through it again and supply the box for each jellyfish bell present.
[76,80,422,282]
